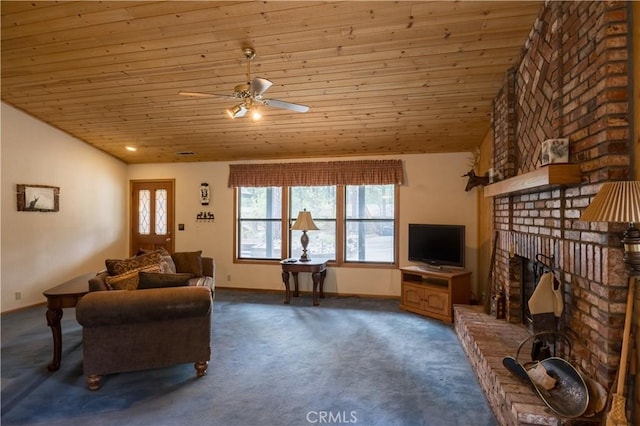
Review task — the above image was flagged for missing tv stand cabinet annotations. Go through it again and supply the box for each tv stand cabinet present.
[400,266,471,323]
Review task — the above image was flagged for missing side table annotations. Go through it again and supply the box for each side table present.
[280,259,328,306]
[42,272,93,371]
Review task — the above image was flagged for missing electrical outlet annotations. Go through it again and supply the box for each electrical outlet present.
[15,292,21,301]
[227,275,231,282]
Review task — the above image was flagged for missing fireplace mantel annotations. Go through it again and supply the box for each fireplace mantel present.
[483,164,582,197]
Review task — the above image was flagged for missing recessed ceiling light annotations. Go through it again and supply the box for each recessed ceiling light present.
[125,146,137,152]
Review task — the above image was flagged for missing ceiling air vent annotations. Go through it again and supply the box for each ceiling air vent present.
[176,151,196,157]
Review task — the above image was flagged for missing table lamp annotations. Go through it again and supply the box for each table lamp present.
[291,209,319,262]
[579,181,640,271]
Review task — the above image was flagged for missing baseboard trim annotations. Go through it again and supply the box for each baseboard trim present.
[1,301,46,316]
[215,286,400,300]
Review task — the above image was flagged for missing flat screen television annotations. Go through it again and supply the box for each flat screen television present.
[408,224,465,268]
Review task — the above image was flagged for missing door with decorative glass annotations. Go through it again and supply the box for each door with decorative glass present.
[130,180,175,255]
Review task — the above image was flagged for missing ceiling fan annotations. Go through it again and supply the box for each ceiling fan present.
[179,47,309,120]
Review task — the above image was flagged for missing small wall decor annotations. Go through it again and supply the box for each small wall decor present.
[196,211,215,222]
[200,183,210,206]
[17,184,60,212]
[540,138,569,165]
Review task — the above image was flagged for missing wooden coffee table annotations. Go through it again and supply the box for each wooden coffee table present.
[42,272,94,371]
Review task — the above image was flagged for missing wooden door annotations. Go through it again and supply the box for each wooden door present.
[130,180,175,255]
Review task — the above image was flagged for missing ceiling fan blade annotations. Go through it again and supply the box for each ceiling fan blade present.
[179,91,232,99]
[249,78,273,97]
[262,98,310,113]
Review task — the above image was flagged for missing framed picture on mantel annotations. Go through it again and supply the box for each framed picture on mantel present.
[17,184,60,212]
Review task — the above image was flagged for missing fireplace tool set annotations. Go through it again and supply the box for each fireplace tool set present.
[503,254,608,419]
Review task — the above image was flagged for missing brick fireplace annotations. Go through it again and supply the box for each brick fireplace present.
[456,1,636,424]
[491,0,633,387]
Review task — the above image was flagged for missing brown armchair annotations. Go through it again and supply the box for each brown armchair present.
[76,284,212,390]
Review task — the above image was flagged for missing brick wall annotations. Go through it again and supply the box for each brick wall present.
[491,0,633,392]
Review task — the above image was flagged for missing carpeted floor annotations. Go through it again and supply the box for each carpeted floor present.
[1,289,497,426]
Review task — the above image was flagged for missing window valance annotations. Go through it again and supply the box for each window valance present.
[228,160,404,187]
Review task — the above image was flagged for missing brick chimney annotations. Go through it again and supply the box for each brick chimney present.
[490,0,633,388]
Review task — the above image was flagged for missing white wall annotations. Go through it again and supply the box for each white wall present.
[1,103,128,312]
[128,153,479,298]
[0,103,479,311]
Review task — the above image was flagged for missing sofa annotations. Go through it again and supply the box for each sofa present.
[87,249,215,294]
[76,250,215,390]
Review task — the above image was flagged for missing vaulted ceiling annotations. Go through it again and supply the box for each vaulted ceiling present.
[1,1,543,164]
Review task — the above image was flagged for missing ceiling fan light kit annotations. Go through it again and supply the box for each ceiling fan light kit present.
[180,47,309,120]
[226,104,246,119]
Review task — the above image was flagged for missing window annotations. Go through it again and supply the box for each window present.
[138,190,151,235]
[237,187,282,260]
[290,186,337,260]
[345,185,395,262]
[236,184,396,265]
[154,189,168,235]
[138,188,168,235]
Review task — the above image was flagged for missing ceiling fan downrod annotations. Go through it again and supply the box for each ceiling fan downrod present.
[244,47,255,86]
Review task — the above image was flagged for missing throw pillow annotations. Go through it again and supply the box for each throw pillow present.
[172,251,204,277]
[105,252,162,276]
[138,272,192,289]
[105,264,162,291]
[159,258,177,274]
[137,248,177,274]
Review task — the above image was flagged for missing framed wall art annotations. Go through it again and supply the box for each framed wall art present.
[200,182,210,206]
[17,184,60,212]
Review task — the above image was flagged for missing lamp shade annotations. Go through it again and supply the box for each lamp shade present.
[291,209,319,231]
[226,104,247,119]
[579,181,640,223]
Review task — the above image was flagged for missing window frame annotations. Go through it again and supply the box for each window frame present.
[343,185,396,264]
[234,185,399,268]
[235,186,284,262]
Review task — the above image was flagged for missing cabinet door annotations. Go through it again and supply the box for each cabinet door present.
[422,288,450,317]
[402,284,423,310]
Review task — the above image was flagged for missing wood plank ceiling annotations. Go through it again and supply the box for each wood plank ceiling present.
[1,1,543,164]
